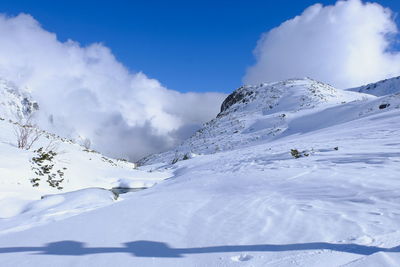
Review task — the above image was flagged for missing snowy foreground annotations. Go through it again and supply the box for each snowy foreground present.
[1,78,400,266]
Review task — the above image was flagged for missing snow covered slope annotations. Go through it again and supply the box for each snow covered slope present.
[140,78,375,165]
[0,117,172,232]
[348,76,400,96]
[0,79,172,233]
[1,77,400,266]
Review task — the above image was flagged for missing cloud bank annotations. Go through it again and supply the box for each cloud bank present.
[0,14,225,160]
[244,0,400,89]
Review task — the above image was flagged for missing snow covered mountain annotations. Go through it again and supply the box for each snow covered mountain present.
[139,77,399,165]
[348,76,400,96]
[1,77,400,266]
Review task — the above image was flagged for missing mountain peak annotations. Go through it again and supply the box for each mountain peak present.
[139,78,375,165]
[217,78,361,118]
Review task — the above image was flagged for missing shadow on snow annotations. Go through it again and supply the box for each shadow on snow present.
[0,240,399,258]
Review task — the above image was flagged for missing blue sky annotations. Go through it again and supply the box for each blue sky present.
[0,0,399,93]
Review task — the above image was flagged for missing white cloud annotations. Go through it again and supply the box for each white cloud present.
[0,13,225,160]
[244,0,400,89]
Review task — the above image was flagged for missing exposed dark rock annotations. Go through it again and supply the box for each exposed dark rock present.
[379,103,390,109]
[218,87,254,116]
[22,97,39,116]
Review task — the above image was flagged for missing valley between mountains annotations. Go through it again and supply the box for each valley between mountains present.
[1,76,400,266]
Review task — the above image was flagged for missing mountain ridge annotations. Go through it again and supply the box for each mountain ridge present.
[139,77,400,165]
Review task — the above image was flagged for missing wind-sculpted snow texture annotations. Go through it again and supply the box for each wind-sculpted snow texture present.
[1,77,400,266]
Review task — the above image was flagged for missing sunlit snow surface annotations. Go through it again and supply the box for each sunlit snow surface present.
[1,78,400,266]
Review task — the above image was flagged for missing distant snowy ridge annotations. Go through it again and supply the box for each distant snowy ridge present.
[347,76,400,96]
[139,77,400,165]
